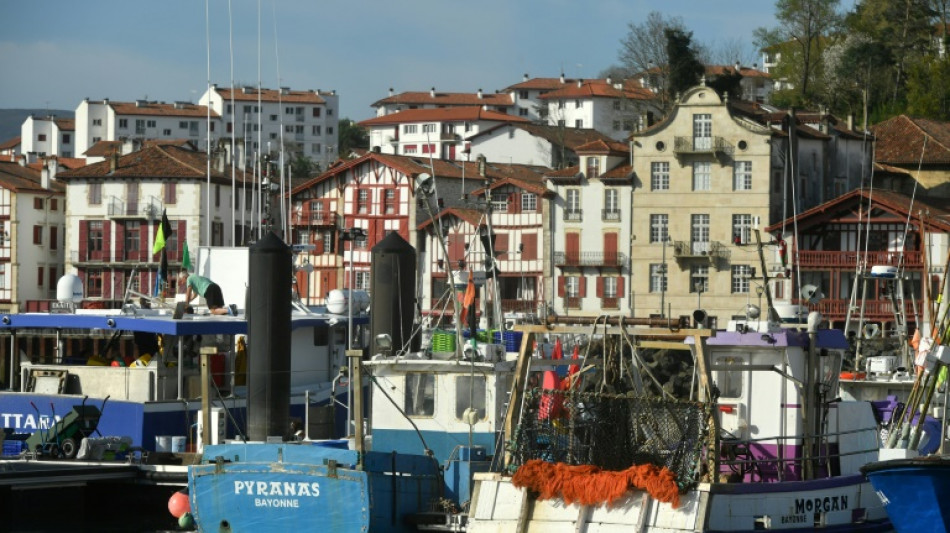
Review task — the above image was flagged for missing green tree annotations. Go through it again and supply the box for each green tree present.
[906,55,950,119]
[338,118,368,157]
[755,0,842,106]
[665,28,704,100]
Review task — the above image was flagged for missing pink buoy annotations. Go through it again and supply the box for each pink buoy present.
[168,490,190,518]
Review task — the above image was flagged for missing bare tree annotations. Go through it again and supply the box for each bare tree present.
[617,11,688,111]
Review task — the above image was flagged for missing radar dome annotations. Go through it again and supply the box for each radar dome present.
[326,289,370,315]
[56,273,83,303]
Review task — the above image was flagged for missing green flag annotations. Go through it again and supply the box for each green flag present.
[182,239,192,271]
[153,209,172,255]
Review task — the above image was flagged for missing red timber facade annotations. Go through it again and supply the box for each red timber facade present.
[766,188,950,332]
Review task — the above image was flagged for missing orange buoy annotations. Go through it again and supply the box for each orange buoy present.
[168,490,190,518]
[537,370,565,419]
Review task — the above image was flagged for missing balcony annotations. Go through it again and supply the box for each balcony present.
[295,115,305,122]
[554,251,626,267]
[800,298,922,325]
[564,297,583,309]
[601,297,620,309]
[501,299,538,314]
[796,250,923,269]
[563,209,583,222]
[292,210,337,227]
[672,240,730,268]
[673,136,733,157]
[107,196,160,219]
[440,132,460,142]
[601,209,621,222]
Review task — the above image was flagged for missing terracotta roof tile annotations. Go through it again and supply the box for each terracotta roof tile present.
[108,101,218,118]
[372,91,513,108]
[575,139,629,154]
[503,77,578,91]
[84,139,195,157]
[417,207,486,230]
[59,144,247,185]
[539,79,655,101]
[215,87,328,104]
[601,163,634,181]
[871,115,950,165]
[0,161,64,193]
[54,118,75,131]
[0,136,21,150]
[359,107,529,127]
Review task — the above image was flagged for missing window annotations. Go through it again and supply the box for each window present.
[557,119,566,127]
[327,109,333,116]
[422,124,436,133]
[491,192,507,212]
[649,214,668,243]
[384,189,395,214]
[92,136,101,143]
[455,376,486,420]
[464,122,471,132]
[135,119,145,134]
[403,124,417,134]
[215,185,221,208]
[89,181,102,205]
[691,214,710,254]
[693,113,712,150]
[164,182,176,204]
[285,106,294,114]
[119,119,128,128]
[125,221,141,253]
[565,276,580,298]
[613,120,621,130]
[37,266,44,287]
[62,134,71,144]
[89,221,104,253]
[312,143,322,153]
[212,221,223,246]
[34,197,43,210]
[355,271,370,290]
[693,162,711,191]
[226,104,232,114]
[613,100,621,110]
[565,189,580,220]
[715,356,745,398]
[558,100,564,109]
[732,265,752,293]
[270,114,278,121]
[521,192,537,212]
[313,107,321,117]
[732,214,753,245]
[295,125,304,134]
[587,157,600,178]
[163,129,172,136]
[519,108,528,116]
[49,226,58,250]
[146,120,156,128]
[405,373,435,417]
[651,162,669,190]
[50,199,57,211]
[519,90,529,99]
[404,145,417,154]
[244,105,252,113]
[33,225,42,245]
[691,265,709,293]
[603,276,618,298]
[323,232,333,254]
[357,189,369,213]
[604,189,618,214]
[37,134,46,142]
[86,269,103,297]
[575,119,583,128]
[508,128,515,139]
[734,161,752,190]
[312,125,321,135]
[92,119,102,126]
[650,264,667,293]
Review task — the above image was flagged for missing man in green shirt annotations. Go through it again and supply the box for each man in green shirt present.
[179,271,231,315]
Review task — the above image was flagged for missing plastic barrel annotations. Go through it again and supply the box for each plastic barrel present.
[171,436,186,453]
[156,436,171,452]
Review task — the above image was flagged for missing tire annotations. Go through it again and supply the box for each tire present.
[60,438,78,460]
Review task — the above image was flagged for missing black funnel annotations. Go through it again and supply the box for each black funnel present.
[370,232,416,356]
[247,232,292,441]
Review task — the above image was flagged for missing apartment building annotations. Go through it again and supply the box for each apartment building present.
[74,98,219,158]
[0,160,66,313]
[538,78,659,141]
[21,116,75,158]
[371,87,513,117]
[466,123,616,169]
[200,85,339,168]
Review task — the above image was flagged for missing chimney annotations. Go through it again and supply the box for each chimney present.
[735,60,741,73]
[430,87,436,98]
[523,73,529,82]
[16,154,25,166]
[110,150,119,172]
[103,98,109,105]
[477,88,483,99]
[280,87,289,95]
[577,79,583,88]
[389,87,394,97]
[847,113,854,131]
[560,73,565,84]
[606,76,612,85]
[41,157,56,189]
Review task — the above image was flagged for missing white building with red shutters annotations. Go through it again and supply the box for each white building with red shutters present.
[538,78,659,141]
[545,140,634,317]
[361,107,530,160]
[371,87,513,117]
[21,115,76,158]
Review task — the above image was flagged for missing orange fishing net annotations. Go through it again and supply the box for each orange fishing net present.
[511,459,681,509]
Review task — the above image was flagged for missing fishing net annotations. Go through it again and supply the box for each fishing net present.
[509,388,709,492]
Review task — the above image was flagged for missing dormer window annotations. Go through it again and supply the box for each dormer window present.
[586,157,600,178]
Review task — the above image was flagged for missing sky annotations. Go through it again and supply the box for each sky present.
[0,0,858,122]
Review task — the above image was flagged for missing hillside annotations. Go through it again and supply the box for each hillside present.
[0,108,74,144]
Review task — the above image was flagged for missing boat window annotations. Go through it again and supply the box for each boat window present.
[405,373,435,417]
[456,375,486,421]
[714,356,744,399]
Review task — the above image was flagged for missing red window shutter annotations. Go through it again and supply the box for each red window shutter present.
[558,276,565,297]
[140,223,149,261]
[495,233,509,259]
[617,276,625,295]
[566,233,580,263]
[79,220,89,259]
[103,270,112,299]
[448,233,464,262]
[596,277,604,297]
[392,189,400,214]
[113,223,124,260]
[103,221,112,256]
[522,233,537,260]
[579,276,587,297]
[509,193,521,214]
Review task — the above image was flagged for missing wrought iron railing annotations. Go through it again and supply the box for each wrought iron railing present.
[563,209,583,222]
[673,136,734,155]
[601,209,621,222]
[553,251,626,267]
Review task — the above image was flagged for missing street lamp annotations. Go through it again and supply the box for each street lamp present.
[340,226,367,438]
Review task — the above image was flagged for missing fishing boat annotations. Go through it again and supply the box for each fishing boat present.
[861,455,950,532]
[0,242,367,456]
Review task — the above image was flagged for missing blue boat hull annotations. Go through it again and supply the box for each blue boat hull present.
[189,443,442,532]
[862,456,950,532]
